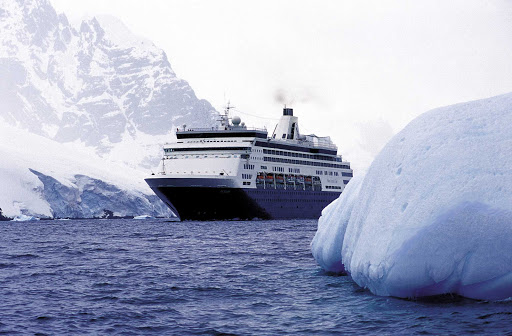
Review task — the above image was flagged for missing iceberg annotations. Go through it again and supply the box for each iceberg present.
[12,214,40,222]
[312,93,512,300]
[133,215,155,220]
[311,175,363,274]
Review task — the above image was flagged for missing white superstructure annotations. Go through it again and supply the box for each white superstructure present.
[157,106,352,191]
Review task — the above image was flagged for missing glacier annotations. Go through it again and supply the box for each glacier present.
[312,93,512,300]
[0,123,172,218]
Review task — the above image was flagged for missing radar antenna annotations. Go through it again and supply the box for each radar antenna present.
[218,100,235,129]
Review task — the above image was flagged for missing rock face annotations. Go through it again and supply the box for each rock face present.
[0,0,218,218]
[0,0,217,167]
[312,93,512,300]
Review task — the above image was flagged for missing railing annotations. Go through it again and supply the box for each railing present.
[269,137,338,150]
[177,126,267,133]
[176,127,337,150]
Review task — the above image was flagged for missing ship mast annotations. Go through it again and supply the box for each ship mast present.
[160,157,166,175]
[218,101,234,129]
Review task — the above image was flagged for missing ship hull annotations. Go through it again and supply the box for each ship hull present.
[145,177,340,220]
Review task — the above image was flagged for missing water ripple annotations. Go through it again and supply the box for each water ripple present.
[0,219,511,335]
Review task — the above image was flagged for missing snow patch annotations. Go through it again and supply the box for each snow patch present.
[95,15,155,54]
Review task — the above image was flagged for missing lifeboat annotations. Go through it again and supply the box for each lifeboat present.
[256,174,265,183]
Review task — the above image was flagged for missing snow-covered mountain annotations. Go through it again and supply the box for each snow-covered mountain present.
[0,0,219,218]
[0,0,218,168]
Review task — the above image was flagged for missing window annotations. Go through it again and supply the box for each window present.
[261,157,349,169]
[166,146,249,152]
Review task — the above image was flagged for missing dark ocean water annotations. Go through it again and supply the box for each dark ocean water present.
[0,219,511,335]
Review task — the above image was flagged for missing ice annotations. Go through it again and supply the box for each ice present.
[311,175,363,273]
[0,123,172,219]
[312,93,512,300]
[133,215,155,220]
[12,215,40,222]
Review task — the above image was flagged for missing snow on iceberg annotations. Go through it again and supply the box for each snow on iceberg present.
[312,93,512,300]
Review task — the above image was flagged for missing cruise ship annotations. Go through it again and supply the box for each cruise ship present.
[145,105,353,220]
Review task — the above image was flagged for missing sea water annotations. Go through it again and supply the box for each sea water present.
[0,219,510,335]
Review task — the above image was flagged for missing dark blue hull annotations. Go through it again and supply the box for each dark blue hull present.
[146,184,340,220]
[249,188,341,219]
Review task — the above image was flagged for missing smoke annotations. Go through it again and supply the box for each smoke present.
[274,88,288,105]
[273,87,319,106]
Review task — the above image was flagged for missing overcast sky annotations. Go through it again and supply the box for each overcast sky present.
[51,0,512,171]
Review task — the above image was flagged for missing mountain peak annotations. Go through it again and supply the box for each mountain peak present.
[95,15,154,51]
[79,16,105,43]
